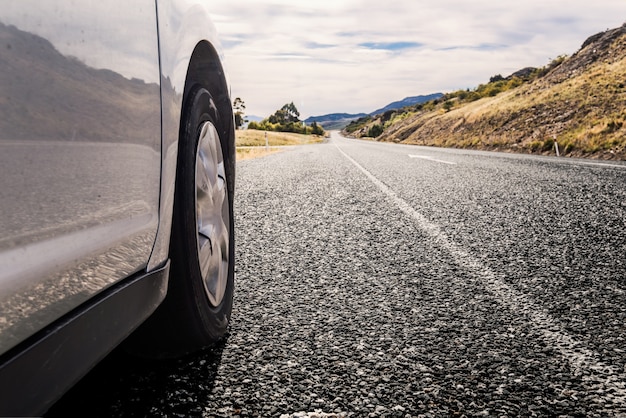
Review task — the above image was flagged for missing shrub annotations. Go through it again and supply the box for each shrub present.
[367,124,384,138]
[542,138,555,151]
[603,120,623,133]
[381,110,396,123]
[310,121,324,136]
[345,116,373,133]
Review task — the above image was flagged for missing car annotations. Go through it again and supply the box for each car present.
[0,1,236,415]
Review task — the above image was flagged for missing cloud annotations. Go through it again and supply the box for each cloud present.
[438,43,507,52]
[207,0,626,118]
[305,42,338,49]
[269,53,312,60]
[359,42,424,51]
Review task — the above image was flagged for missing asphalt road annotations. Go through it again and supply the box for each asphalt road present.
[48,131,626,417]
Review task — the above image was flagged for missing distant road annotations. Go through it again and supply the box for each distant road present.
[49,131,626,417]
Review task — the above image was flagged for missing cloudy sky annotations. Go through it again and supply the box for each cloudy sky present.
[207,1,626,119]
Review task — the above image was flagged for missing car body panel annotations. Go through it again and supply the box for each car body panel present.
[0,262,170,417]
[0,1,162,356]
[148,0,235,271]
[0,0,234,413]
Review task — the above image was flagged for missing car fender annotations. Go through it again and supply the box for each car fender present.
[148,0,235,271]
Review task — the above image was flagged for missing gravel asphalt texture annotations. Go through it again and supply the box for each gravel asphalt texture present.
[48,132,626,417]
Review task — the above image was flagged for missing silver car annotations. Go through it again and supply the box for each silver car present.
[0,1,235,415]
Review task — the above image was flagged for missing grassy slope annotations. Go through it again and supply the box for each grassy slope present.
[355,25,626,160]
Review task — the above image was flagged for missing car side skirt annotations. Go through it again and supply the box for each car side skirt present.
[0,261,170,417]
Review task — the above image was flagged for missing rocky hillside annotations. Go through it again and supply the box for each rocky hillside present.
[345,23,626,160]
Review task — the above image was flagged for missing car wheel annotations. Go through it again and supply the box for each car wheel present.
[126,85,234,359]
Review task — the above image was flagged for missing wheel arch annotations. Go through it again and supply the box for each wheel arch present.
[126,39,237,358]
[182,40,236,199]
[148,1,235,272]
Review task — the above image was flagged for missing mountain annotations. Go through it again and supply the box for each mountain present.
[303,94,444,130]
[369,93,444,116]
[304,113,368,130]
[306,113,368,123]
[344,23,626,160]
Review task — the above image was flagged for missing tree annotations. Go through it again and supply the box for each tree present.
[283,102,300,123]
[268,102,300,125]
[310,121,324,136]
[233,97,246,129]
[245,102,323,135]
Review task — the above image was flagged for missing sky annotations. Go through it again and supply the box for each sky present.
[206,1,626,119]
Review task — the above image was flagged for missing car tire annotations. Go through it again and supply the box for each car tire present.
[126,85,234,359]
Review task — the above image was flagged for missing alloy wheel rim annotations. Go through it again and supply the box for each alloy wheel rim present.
[195,121,229,307]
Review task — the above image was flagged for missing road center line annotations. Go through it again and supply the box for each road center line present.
[408,154,457,165]
[335,142,626,406]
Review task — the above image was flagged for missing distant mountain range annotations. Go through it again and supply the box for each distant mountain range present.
[246,115,264,122]
[305,112,368,123]
[304,113,368,130]
[368,93,444,115]
[303,93,444,130]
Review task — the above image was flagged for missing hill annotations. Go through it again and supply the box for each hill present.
[344,23,626,160]
[304,113,367,130]
[304,94,443,130]
[369,93,444,115]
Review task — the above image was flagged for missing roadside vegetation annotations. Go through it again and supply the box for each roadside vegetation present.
[247,102,325,136]
[235,129,326,161]
[343,60,565,138]
[344,24,626,160]
[233,100,327,160]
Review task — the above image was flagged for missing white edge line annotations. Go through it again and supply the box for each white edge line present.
[569,161,626,169]
[336,142,626,407]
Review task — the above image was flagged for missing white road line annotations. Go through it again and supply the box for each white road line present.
[567,161,626,169]
[409,154,457,165]
[236,145,291,149]
[335,143,626,408]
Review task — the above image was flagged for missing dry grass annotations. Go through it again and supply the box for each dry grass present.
[236,147,282,161]
[373,35,626,159]
[236,129,325,147]
[235,129,326,161]
[358,30,626,159]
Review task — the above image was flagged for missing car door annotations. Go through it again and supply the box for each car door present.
[0,1,162,356]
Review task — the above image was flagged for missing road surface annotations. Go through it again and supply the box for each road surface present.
[48,131,626,417]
